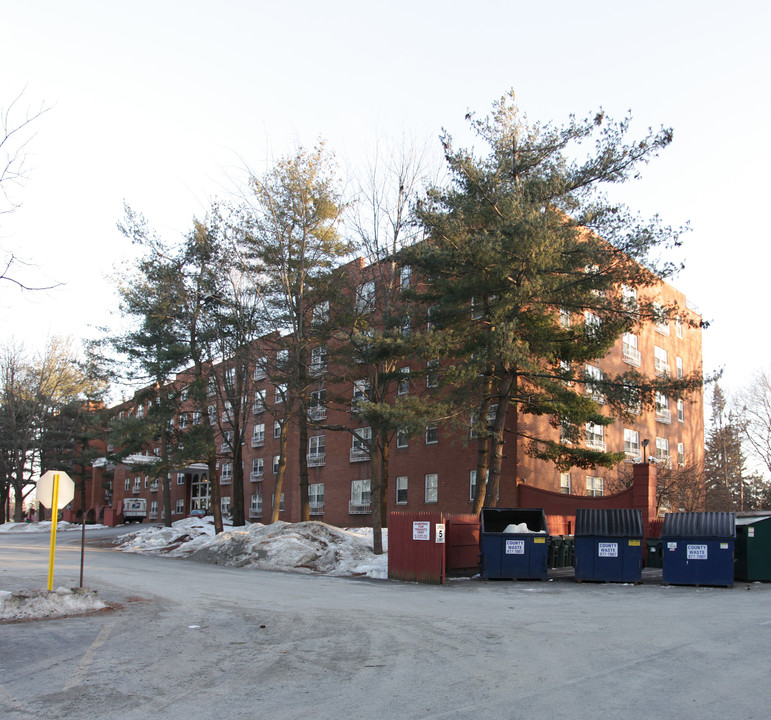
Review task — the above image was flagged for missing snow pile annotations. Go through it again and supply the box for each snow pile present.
[0,587,107,622]
[0,521,107,534]
[117,518,388,579]
[502,522,547,534]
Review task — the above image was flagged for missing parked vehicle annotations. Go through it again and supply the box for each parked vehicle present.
[123,498,147,523]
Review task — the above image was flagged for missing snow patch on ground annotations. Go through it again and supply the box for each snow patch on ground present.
[117,518,388,579]
[0,521,108,534]
[0,587,107,622]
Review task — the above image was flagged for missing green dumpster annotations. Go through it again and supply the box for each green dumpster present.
[735,515,771,582]
[646,538,663,568]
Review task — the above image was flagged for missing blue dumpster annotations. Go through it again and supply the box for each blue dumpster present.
[480,508,549,580]
[661,512,735,587]
[574,508,643,583]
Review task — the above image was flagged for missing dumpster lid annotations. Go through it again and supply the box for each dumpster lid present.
[574,508,643,538]
[661,512,736,539]
[735,515,771,526]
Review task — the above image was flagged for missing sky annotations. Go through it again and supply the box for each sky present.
[1,0,769,406]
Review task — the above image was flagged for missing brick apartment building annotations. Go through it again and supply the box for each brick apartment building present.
[77,258,703,529]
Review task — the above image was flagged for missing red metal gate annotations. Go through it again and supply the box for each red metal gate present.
[388,512,446,584]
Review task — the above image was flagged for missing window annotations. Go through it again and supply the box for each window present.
[179,413,188,429]
[400,314,411,337]
[176,472,185,485]
[273,420,282,439]
[586,476,604,497]
[584,311,601,338]
[487,404,498,427]
[398,367,410,395]
[585,364,604,403]
[224,367,236,387]
[175,499,184,515]
[124,478,130,491]
[655,392,671,423]
[192,411,201,425]
[310,345,327,375]
[308,435,325,466]
[350,479,371,509]
[253,389,266,414]
[560,472,571,495]
[252,457,264,478]
[221,496,231,515]
[253,356,267,380]
[586,422,606,451]
[207,404,216,422]
[396,476,408,504]
[252,423,265,446]
[656,437,670,463]
[271,493,285,512]
[396,427,408,448]
[425,473,438,503]
[144,476,149,488]
[426,306,437,332]
[221,462,232,481]
[622,333,641,366]
[352,379,370,410]
[309,386,327,420]
[356,280,376,312]
[133,476,141,491]
[274,384,286,404]
[471,296,484,320]
[222,429,233,452]
[676,356,684,379]
[654,302,669,335]
[559,307,571,328]
[625,383,642,415]
[621,285,638,310]
[312,301,329,326]
[677,398,685,423]
[351,427,371,460]
[272,455,280,475]
[675,315,683,338]
[276,349,289,369]
[654,346,669,377]
[426,360,439,388]
[678,442,685,466]
[624,429,640,458]
[425,423,438,445]
[250,493,262,515]
[400,265,411,290]
[136,404,144,419]
[309,483,324,512]
[150,500,158,516]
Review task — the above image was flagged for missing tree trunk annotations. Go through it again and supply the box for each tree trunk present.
[272,425,289,523]
[370,444,384,555]
[161,434,172,527]
[379,429,389,529]
[298,411,309,522]
[208,451,223,534]
[231,437,245,526]
[485,374,514,507]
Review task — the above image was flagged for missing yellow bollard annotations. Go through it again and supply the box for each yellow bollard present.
[46,473,60,592]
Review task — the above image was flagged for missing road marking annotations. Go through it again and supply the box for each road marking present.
[63,618,117,691]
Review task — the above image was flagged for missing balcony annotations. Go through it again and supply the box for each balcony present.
[308,406,327,421]
[220,443,231,454]
[221,412,233,424]
[132,486,140,494]
[249,509,262,519]
[251,436,265,448]
[307,453,326,467]
[252,403,265,416]
[350,447,370,463]
[309,503,325,516]
[586,437,607,452]
[622,345,641,367]
[349,501,372,515]
[654,360,670,377]
[220,476,232,485]
[249,471,263,482]
[656,408,672,424]
[150,483,159,493]
[149,511,158,520]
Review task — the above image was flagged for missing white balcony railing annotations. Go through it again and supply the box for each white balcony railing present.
[348,501,371,515]
[309,503,325,516]
[249,471,264,482]
[656,408,672,424]
[249,509,262,519]
[586,437,607,452]
[220,443,231,454]
[251,436,264,448]
[220,476,232,485]
[308,406,327,421]
[149,511,158,520]
[253,403,265,415]
[150,483,159,492]
[307,453,326,467]
[350,447,370,463]
[622,345,641,366]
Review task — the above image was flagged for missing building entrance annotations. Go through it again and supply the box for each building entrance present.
[190,473,210,510]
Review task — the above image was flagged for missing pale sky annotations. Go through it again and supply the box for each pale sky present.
[1,0,769,403]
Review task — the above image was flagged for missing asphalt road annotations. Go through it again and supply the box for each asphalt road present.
[2,526,771,720]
